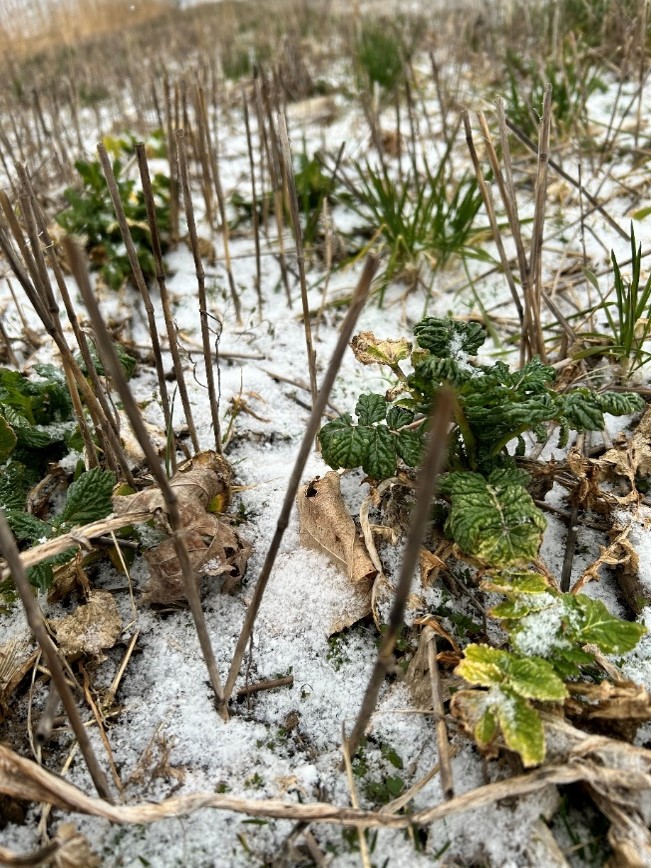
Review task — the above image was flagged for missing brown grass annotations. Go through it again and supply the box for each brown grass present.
[0,0,174,57]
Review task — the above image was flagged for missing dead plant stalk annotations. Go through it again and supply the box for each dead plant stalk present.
[63,238,228,718]
[222,254,380,705]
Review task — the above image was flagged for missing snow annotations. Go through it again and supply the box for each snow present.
[2,7,651,866]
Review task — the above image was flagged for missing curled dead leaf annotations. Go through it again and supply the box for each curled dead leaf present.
[53,822,100,868]
[350,331,411,367]
[297,472,376,585]
[50,590,121,659]
[113,451,249,605]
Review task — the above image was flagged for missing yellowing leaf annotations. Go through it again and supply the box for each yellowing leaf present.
[496,689,545,767]
[350,331,412,366]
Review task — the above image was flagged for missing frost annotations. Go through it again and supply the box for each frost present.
[511,603,569,658]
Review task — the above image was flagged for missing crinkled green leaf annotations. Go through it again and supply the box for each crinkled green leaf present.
[395,429,423,467]
[496,689,545,767]
[561,389,605,430]
[570,595,646,654]
[440,469,545,566]
[28,561,54,592]
[59,468,115,527]
[0,414,17,462]
[4,510,52,545]
[597,391,645,417]
[318,415,371,470]
[386,406,414,430]
[355,393,387,425]
[0,462,35,511]
[414,317,486,356]
[363,426,397,479]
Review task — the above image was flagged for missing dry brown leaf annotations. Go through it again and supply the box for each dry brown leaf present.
[0,632,37,721]
[600,405,651,488]
[50,590,121,659]
[350,331,411,367]
[566,679,651,741]
[113,451,250,605]
[53,823,100,868]
[572,525,637,594]
[296,472,376,585]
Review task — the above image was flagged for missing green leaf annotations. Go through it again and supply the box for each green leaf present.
[363,426,397,479]
[319,415,371,471]
[561,389,605,430]
[414,317,486,356]
[440,469,546,566]
[475,708,498,748]
[597,391,645,417]
[59,468,115,527]
[505,656,567,702]
[481,570,552,595]
[455,644,507,687]
[0,462,35,511]
[571,595,646,654]
[395,429,423,467]
[386,406,414,430]
[4,510,52,545]
[496,689,545,767]
[28,561,54,592]
[0,414,17,462]
[355,393,387,425]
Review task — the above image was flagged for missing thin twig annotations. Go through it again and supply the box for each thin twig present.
[176,128,223,455]
[64,238,228,719]
[136,141,199,456]
[0,510,112,801]
[424,627,454,800]
[345,388,453,759]
[277,112,317,403]
[223,255,379,705]
[96,144,172,437]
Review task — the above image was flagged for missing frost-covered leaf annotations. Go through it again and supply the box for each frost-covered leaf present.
[350,331,412,366]
[490,593,556,621]
[318,415,371,470]
[355,393,387,425]
[440,469,546,566]
[496,689,545,767]
[59,468,115,527]
[414,317,485,356]
[570,595,646,654]
[363,426,397,479]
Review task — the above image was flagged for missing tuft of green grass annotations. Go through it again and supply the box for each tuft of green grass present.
[343,154,484,296]
[577,226,651,378]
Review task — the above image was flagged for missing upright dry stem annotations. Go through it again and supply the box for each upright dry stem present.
[223,255,379,705]
[0,510,113,801]
[277,112,317,403]
[345,389,453,758]
[64,238,228,719]
[176,128,223,456]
